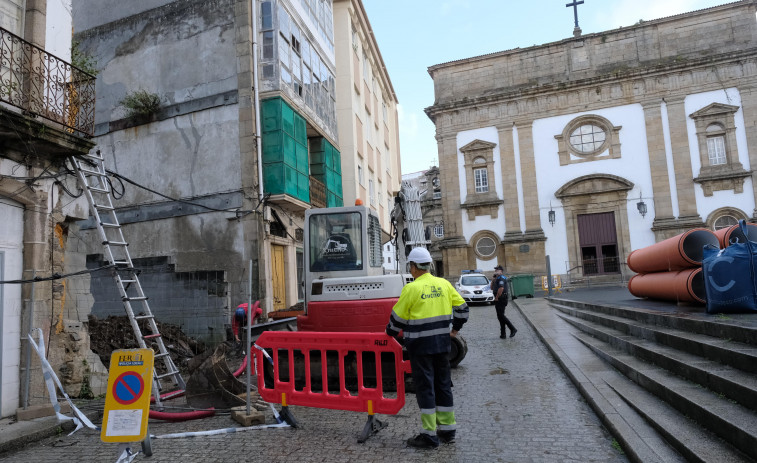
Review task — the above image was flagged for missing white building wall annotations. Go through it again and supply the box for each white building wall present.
[0,197,23,418]
[532,104,657,269]
[47,0,72,61]
[456,127,506,246]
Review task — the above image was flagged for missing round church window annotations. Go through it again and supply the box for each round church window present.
[569,124,607,154]
[475,236,496,257]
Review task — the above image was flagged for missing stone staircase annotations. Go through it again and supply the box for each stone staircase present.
[545,297,757,462]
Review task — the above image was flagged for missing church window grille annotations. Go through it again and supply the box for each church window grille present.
[434,223,444,238]
[569,124,606,153]
[555,115,621,165]
[475,236,496,257]
[713,214,738,230]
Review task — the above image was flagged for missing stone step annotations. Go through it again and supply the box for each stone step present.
[549,297,757,345]
[572,331,757,459]
[606,374,754,463]
[554,308,757,412]
[550,302,757,373]
[516,299,688,462]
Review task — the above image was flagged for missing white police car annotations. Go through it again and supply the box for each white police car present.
[455,270,494,304]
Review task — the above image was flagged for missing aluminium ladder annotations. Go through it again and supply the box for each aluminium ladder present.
[70,150,185,408]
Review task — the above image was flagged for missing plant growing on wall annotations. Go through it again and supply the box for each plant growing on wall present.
[118,89,162,119]
[71,40,99,76]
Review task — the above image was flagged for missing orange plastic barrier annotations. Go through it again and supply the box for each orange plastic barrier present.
[627,228,718,273]
[628,268,705,304]
[715,222,757,248]
[254,331,412,442]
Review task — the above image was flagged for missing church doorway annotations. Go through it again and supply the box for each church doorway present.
[577,212,620,275]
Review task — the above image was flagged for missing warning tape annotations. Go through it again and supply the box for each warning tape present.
[27,328,97,434]
[152,422,290,439]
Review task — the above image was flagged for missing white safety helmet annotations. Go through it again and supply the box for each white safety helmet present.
[407,247,432,264]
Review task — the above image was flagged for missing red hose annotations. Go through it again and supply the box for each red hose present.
[150,389,185,404]
[149,408,216,421]
[233,355,248,378]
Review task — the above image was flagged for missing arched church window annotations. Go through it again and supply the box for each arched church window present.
[434,223,444,238]
[713,214,738,230]
[705,123,726,166]
[475,236,496,257]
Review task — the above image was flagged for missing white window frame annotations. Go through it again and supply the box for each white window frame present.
[358,165,364,186]
[474,167,489,193]
[707,135,727,166]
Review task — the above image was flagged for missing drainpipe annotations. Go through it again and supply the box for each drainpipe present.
[251,0,264,203]
[251,0,268,317]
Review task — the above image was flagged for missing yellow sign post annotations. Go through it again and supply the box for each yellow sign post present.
[101,348,154,444]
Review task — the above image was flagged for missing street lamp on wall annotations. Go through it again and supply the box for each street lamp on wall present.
[548,201,556,226]
[637,192,648,218]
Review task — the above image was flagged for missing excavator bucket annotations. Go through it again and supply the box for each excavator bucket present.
[185,343,249,409]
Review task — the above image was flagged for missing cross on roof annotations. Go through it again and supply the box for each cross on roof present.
[566,0,584,28]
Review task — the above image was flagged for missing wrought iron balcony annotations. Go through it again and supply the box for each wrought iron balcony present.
[0,26,95,137]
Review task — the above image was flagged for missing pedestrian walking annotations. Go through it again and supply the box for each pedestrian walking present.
[492,265,517,338]
[385,247,469,449]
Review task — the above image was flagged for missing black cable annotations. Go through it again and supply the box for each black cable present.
[55,179,84,198]
[105,169,250,214]
[0,264,116,284]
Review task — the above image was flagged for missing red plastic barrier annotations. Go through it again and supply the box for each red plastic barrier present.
[254,331,411,415]
[627,228,719,273]
[628,268,705,303]
[297,298,398,332]
[714,222,757,248]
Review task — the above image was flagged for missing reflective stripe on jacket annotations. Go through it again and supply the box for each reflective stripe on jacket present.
[386,273,469,354]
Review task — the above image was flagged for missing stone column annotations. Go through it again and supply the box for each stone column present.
[641,100,675,224]
[497,123,520,234]
[737,84,757,218]
[664,96,702,224]
[514,120,543,234]
[437,132,469,277]
[22,196,52,407]
[24,0,46,48]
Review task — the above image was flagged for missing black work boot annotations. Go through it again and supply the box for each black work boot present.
[510,328,518,338]
[437,430,456,444]
[406,434,440,449]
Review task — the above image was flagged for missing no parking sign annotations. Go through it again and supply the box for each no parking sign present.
[101,348,154,443]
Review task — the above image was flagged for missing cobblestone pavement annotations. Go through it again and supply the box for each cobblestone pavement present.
[0,303,628,462]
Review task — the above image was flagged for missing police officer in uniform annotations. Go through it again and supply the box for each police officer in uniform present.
[386,247,469,449]
[492,265,517,338]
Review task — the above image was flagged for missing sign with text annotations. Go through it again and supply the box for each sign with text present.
[101,348,154,443]
[541,275,562,290]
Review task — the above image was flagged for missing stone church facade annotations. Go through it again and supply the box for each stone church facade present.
[425,1,757,283]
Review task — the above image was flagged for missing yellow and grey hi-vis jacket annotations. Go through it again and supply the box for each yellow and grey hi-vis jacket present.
[386,272,469,355]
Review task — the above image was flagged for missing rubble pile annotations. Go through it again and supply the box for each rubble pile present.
[87,314,206,373]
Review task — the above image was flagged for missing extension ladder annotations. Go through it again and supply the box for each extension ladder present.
[70,150,185,408]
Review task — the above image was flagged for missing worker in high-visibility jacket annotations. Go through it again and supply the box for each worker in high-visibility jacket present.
[386,247,469,449]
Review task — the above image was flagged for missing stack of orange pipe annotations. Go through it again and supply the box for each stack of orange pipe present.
[627,228,719,304]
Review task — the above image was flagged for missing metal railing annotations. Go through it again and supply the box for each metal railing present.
[0,27,95,137]
[564,257,629,288]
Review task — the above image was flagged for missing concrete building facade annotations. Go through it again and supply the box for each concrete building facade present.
[70,0,400,340]
[426,1,757,284]
[0,0,103,417]
[333,0,401,232]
